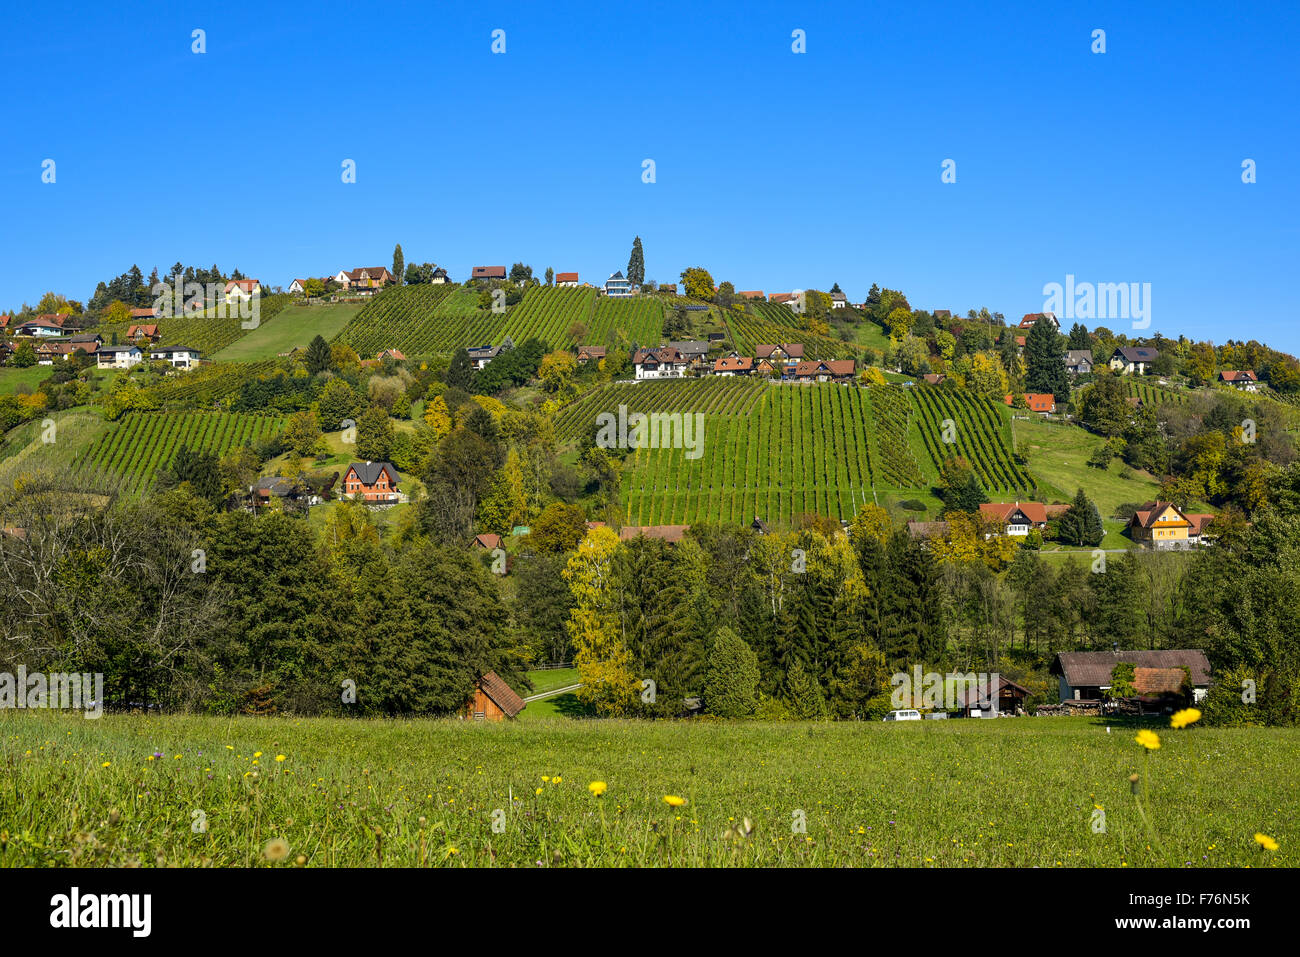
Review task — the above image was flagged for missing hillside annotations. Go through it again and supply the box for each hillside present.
[212,301,362,361]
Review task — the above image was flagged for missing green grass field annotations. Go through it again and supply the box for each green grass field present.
[0,365,50,395]
[212,302,362,362]
[0,407,110,487]
[1,712,1292,867]
[1011,416,1162,518]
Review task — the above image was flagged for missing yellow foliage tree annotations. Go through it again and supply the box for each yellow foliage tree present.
[849,502,892,546]
[563,527,639,715]
[422,395,452,439]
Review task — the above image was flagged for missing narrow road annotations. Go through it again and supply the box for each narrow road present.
[523,683,582,703]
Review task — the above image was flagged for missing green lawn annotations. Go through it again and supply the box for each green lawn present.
[1012,416,1161,518]
[2,711,1293,867]
[211,302,362,362]
[0,365,51,394]
[518,669,580,697]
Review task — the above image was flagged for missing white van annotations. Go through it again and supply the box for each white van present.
[883,709,922,721]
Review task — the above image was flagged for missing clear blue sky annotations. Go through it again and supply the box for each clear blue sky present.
[3,1,1297,351]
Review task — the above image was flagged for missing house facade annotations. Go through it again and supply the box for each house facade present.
[96,345,143,369]
[556,272,579,287]
[464,671,526,721]
[224,279,262,301]
[149,345,201,369]
[632,346,687,379]
[1129,501,1214,548]
[713,355,754,376]
[1065,349,1093,375]
[468,337,514,370]
[604,271,633,297]
[978,501,1050,536]
[791,359,855,382]
[576,345,606,364]
[1110,346,1159,375]
[342,461,402,503]
[1051,650,1211,704]
[1219,370,1258,391]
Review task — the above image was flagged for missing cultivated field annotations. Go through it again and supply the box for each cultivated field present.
[1,712,1292,867]
[212,302,362,362]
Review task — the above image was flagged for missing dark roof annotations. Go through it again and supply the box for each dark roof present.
[478,671,526,718]
[1051,650,1211,687]
[347,461,400,486]
[668,340,710,356]
[1113,346,1159,362]
[619,525,690,543]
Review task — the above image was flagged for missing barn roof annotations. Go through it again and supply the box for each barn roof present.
[478,671,526,718]
[1051,650,1211,687]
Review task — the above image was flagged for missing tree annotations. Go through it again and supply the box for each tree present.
[445,348,475,392]
[1067,322,1090,351]
[784,658,828,719]
[937,457,987,513]
[545,266,554,286]
[392,244,404,286]
[627,236,645,286]
[525,503,588,552]
[13,342,36,368]
[355,405,395,462]
[564,527,640,715]
[538,350,577,394]
[1057,488,1105,547]
[1024,316,1069,400]
[422,395,452,439]
[715,281,735,309]
[679,266,714,300]
[316,379,361,431]
[509,263,533,284]
[702,627,760,717]
[284,409,324,458]
[304,278,325,298]
[305,334,333,375]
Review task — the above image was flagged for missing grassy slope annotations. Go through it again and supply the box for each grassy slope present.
[2,711,1295,867]
[1011,416,1161,517]
[213,302,361,362]
[0,407,109,486]
[0,366,50,395]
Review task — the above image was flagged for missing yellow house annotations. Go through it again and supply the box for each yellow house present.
[1129,502,1209,548]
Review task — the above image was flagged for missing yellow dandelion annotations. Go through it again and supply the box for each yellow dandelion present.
[588,781,607,797]
[1254,833,1279,851]
[1134,729,1161,750]
[535,787,543,795]
[100,761,111,768]
[1170,708,1201,729]
[552,776,562,784]
[664,795,686,807]
[262,837,290,862]
[253,751,262,758]
[275,755,286,762]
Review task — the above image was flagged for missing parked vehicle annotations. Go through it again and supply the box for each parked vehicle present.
[883,709,922,721]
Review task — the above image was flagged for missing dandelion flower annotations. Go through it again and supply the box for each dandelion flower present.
[263,838,291,862]
[552,776,562,784]
[1254,833,1279,851]
[253,751,262,758]
[664,795,686,808]
[275,755,286,762]
[535,787,543,795]
[101,761,111,768]
[1134,729,1161,750]
[1170,708,1201,729]
[588,781,607,796]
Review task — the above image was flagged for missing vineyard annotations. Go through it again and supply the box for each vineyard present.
[554,378,768,443]
[587,294,664,346]
[910,385,1033,495]
[727,302,859,360]
[1122,378,1189,406]
[494,286,597,347]
[141,360,281,408]
[864,386,926,488]
[618,383,878,526]
[335,284,481,356]
[97,294,293,357]
[74,411,285,493]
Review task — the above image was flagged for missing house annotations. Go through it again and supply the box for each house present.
[468,337,514,370]
[250,476,320,508]
[604,271,634,297]
[149,345,201,369]
[659,283,677,294]
[1109,346,1159,375]
[1051,650,1211,704]
[668,340,711,371]
[576,345,607,364]
[713,355,754,376]
[632,346,687,379]
[473,533,503,550]
[35,342,76,364]
[1219,370,1259,392]
[0,315,9,331]
[1128,501,1214,549]
[556,272,579,287]
[933,310,952,321]
[949,674,1032,716]
[921,373,947,386]
[376,349,406,362]
[346,267,393,291]
[287,279,310,295]
[96,345,144,369]
[769,292,797,306]
[14,316,67,337]
[791,359,855,383]
[755,343,805,375]
[472,266,507,281]
[1065,349,1094,375]
[978,501,1050,536]
[737,290,765,300]
[1017,312,1059,330]
[224,279,262,301]
[127,324,161,342]
[618,525,690,543]
[1003,392,1057,414]
[431,267,449,283]
[464,671,526,721]
[128,307,158,321]
[830,291,848,309]
[66,333,103,353]
[332,270,353,287]
[342,461,402,503]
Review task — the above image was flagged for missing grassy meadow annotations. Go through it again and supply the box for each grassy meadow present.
[1,712,1293,868]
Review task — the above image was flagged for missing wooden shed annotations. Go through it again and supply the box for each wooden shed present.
[464,671,526,721]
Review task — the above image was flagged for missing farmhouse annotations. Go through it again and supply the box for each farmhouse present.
[471,266,507,281]
[632,346,687,380]
[15,316,67,337]
[250,476,321,508]
[149,345,201,369]
[1017,312,1059,330]
[921,373,947,385]
[287,279,310,294]
[556,272,579,287]
[224,279,262,301]
[1109,346,1159,375]
[604,271,634,297]
[713,355,754,376]
[35,342,76,364]
[1065,349,1093,375]
[791,359,855,383]
[376,348,406,361]
[1219,370,1258,391]
[1128,502,1214,548]
[949,674,1033,716]
[1051,650,1211,704]
[468,337,514,370]
[464,671,526,721]
[96,345,143,369]
[769,292,797,306]
[978,502,1050,536]
[830,291,848,309]
[342,461,402,503]
[756,344,805,375]
[67,333,103,353]
[668,340,711,371]
[344,268,392,292]
[472,533,503,550]
[737,290,765,300]
[431,267,449,283]
[127,324,160,342]
[1004,392,1057,414]
[129,307,158,321]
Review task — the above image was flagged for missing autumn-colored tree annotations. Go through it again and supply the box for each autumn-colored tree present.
[679,266,715,300]
[849,502,892,546]
[538,350,577,394]
[564,527,640,715]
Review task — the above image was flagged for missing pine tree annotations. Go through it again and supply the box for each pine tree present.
[627,236,645,286]
[392,244,404,286]
[1058,487,1105,547]
[1067,322,1090,351]
[702,627,760,717]
[784,658,828,719]
[1024,317,1069,399]
[305,334,333,375]
[445,348,475,392]
[545,267,554,286]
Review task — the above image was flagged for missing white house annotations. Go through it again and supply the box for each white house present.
[332,270,352,287]
[1109,346,1159,375]
[468,337,514,370]
[632,346,687,379]
[96,345,143,369]
[830,291,848,309]
[556,272,579,287]
[225,279,262,302]
[605,271,634,297]
[288,279,309,295]
[150,345,201,369]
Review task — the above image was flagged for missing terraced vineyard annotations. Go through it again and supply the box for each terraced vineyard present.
[864,386,926,488]
[587,295,663,346]
[726,302,859,360]
[554,377,767,443]
[910,385,1033,494]
[335,284,486,355]
[74,411,285,493]
[619,384,878,525]
[1122,378,1189,406]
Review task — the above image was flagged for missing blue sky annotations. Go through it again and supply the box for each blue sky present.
[3,1,1297,351]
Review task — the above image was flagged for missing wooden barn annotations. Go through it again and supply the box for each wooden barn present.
[464,671,526,721]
